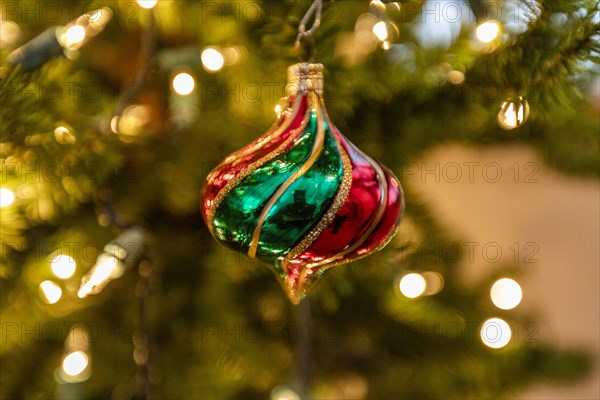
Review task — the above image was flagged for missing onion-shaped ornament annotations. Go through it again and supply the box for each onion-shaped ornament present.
[201,63,404,303]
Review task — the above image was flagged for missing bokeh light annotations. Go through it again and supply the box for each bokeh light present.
[137,0,157,9]
[0,21,21,48]
[271,385,300,400]
[51,255,77,279]
[62,351,89,376]
[59,25,86,50]
[0,188,15,207]
[498,98,530,130]
[491,278,523,310]
[373,21,388,41]
[399,273,426,298]
[476,21,500,43]
[172,72,196,96]
[480,317,511,349]
[201,48,225,72]
[54,125,76,144]
[39,280,62,304]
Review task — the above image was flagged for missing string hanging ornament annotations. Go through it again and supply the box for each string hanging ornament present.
[201,0,404,303]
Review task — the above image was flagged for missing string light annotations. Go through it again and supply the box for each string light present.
[51,255,77,279]
[78,254,122,298]
[7,7,111,70]
[490,278,522,310]
[172,72,196,96]
[57,325,91,383]
[39,280,62,304]
[137,0,158,9]
[476,21,501,43]
[0,188,15,207]
[480,317,511,349]
[201,48,225,72]
[78,227,146,298]
[58,25,86,50]
[497,97,530,130]
[399,273,426,298]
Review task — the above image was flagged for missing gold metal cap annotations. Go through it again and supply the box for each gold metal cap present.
[286,63,324,97]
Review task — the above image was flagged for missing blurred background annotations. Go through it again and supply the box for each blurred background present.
[1,0,599,399]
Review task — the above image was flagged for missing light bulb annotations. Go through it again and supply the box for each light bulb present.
[0,188,15,207]
[491,278,522,310]
[476,21,500,43]
[201,48,225,72]
[498,97,530,130]
[480,317,511,349]
[373,21,388,41]
[59,25,86,50]
[172,72,196,96]
[399,273,426,298]
[137,0,158,9]
[51,255,77,279]
[77,255,122,298]
[62,351,89,376]
[39,280,62,304]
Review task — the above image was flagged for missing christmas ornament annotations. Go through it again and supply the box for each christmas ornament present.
[201,1,404,303]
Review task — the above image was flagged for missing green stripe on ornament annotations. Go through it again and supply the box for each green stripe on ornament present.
[212,111,319,254]
[255,120,343,263]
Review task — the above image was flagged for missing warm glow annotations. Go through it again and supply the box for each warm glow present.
[60,25,86,50]
[372,21,388,41]
[78,255,121,298]
[201,48,225,72]
[51,255,77,279]
[0,21,21,48]
[271,386,300,400]
[137,0,158,9]
[491,278,522,310]
[399,273,426,298]
[118,105,150,136]
[476,21,500,43]
[422,271,444,295]
[0,188,15,207]
[39,280,62,304]
[447,70,465,85]
[498,98,529,130]
[54,125,76,144]
[172,72,196,96]
[62,351,89,376]
[480,318,511,349]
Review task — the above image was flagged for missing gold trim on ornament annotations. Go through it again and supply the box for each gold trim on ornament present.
[305,138,389,269]
[223,96,298,166]
[281,105,353,269]
[248,91,325,258]
[207,95,309,230]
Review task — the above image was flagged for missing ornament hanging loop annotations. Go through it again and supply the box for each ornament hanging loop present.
[295,0,322,61]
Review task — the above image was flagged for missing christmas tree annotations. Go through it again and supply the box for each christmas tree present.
[1,0,598,399]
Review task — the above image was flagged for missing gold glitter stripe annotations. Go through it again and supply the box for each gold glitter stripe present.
[247,92,325,259]
[223,97,300,165]
[207,96,309,230]
[306,141,389,269]
[281,106,352,269]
